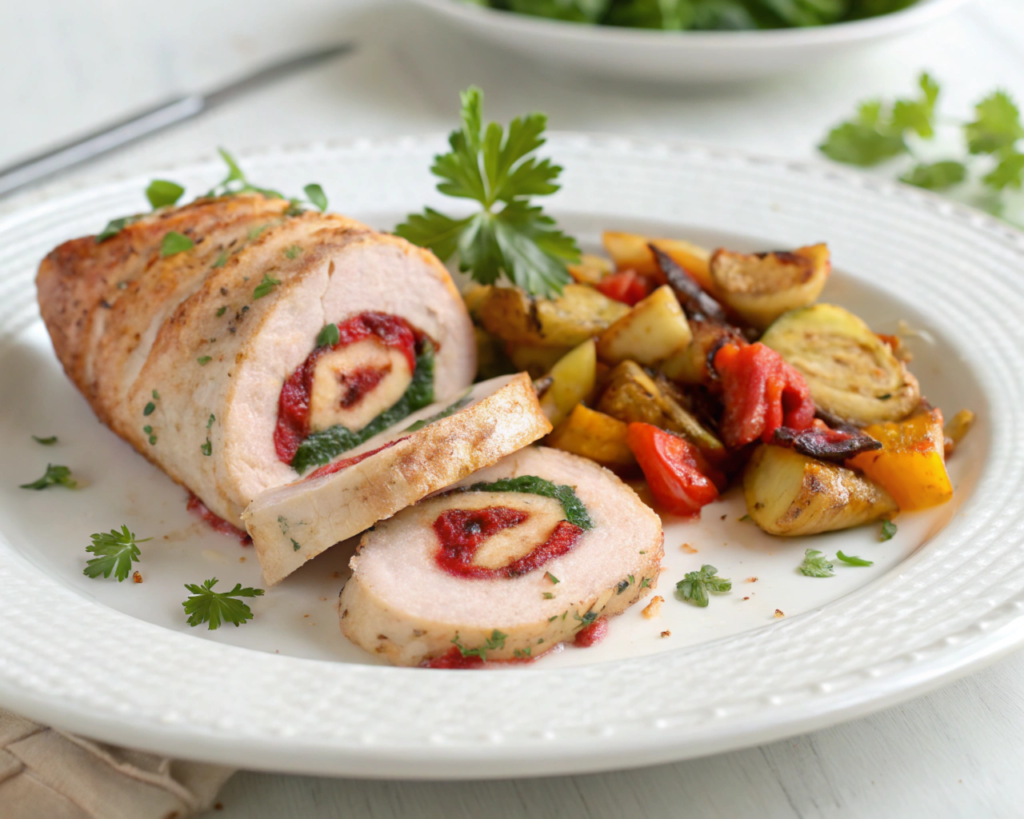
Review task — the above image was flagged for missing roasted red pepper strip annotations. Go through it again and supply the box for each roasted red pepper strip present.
[713,342,815,449]
[626,423,719,517]
[595,270,653,306]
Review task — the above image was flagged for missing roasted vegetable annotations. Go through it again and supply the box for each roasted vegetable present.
[546,404,634,468]
[602,231,714,293]
[772,425,881,462]
[477,284,629,348]
[507,344,572,378]
[627,423,719,517]
[709,244,830,330]
[849,408,953,511]
[651,246,728,323]
[713,342,815,449]
[597,361,723,456]
[474,327,514,381]
[462,284,492,319]
[597,285,692,366]
[595,270,654,306]
[538,340,598,428]
[761,304,920,426]
[661,318,743,385]
[744,445,898,536]
[567,253,613,286]
[944,409,976,450]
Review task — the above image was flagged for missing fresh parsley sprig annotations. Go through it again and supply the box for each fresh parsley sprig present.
[452,629,508,661]
[205,148,328,214]
[676,564,731,607]
[820,73,1024,215]
[20,463,77,490]
[396,87,580,298]
[799,549,834,578]
[182,578,265,630]
[83,525,151,582]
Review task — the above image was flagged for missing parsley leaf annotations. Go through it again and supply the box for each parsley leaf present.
[161,231,194,257]
[83,525,150,581]
[836,550,874,567]
[20,463,77,490]
[205,148,285,200]
[452,629,508,661]
[965,91,1024,156]
[983,152,1024,191]
[32,435,58,445]
[146,179,185,209]
[880,520,898,541]
[395,86,579,298]
[253,273,281,299]
[676,564,731,607]
[197,355,212,366]
[304,183,328,212]
[316,323,340,348]
[182,578,264,630]
[96,214,142,243]
[799,549,834,577]
[900,160,968,191]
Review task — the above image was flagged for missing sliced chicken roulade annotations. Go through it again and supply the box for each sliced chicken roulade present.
[37,193,475,525]
[339,446,665,667]
[243,373,552,585]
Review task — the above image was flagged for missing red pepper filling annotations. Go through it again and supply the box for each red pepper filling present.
[304,439,400,481]
[186,493,251,545]
[433,507,584,580]
[573,616,609,648]
[420,646,537,669]
[274,312,420,465]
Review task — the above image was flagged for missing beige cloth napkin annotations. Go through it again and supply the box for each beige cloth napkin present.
[0,708,234,819]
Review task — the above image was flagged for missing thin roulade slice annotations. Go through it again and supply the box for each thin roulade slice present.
[36,194,475,525]
[243,373,552,585]
[339,446,665,667]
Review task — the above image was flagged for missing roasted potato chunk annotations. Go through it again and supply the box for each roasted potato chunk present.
[597,285,692,367]
[709,244,830,330]
[477,285,629,348]
[602,231,714,293]
[507,344,572,379]
[661,318,741,386]
[744,445,898,536]
[568,254,613,286]
[546,404,635,468]
[538,340,598,428]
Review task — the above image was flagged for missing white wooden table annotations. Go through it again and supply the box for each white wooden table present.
[3,0,1023,815]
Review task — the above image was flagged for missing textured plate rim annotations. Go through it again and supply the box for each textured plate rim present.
[0,134,1021,778]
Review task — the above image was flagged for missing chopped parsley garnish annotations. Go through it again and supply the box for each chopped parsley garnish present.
[616,579,629,595]
[799,549,835,578]
[182,578,264,630]
[880,520,898,541]
[212,252,229,269]
[143,402,156,416]
[152,389,160,400]
[200,439,212,456]
[20,464,77,490]
[207,414,216,429]
[216,305,228,316]
[836,551,874,567]
[145,179,185,209]
[395,86,579,298]
[676,565,731,607]
[573,610,598,630]
[640,577,651,589]
[304,183,328,212]
[316,323,340,348]
[96,215,142,243]
[513,647,532,659]
[83,525,150,581]
[284,244,303,260]
[197,356,212,366]
[32,435,58,445]
[465,475,592,531]
[160,231,194,257]
[291,538,301,551]
[205,148,285,200]
[291,341,436,473]
[545,571,560,584]
[452,629,507,661]
[253,273,281,300]
[543,591,555,599]
[403,392,471,432]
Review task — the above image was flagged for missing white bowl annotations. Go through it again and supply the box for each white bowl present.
[408,0,971,85]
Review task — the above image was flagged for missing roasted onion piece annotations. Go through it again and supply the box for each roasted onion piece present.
[772,425,882,462]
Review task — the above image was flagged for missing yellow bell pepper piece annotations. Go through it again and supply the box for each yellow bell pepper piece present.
[546,404,635,469]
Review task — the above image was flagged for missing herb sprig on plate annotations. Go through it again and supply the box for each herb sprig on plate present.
[396,87,580,298]
[182,578,265,630]
[83,525,151,582]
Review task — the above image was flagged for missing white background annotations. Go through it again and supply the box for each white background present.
[3,0,1024,816]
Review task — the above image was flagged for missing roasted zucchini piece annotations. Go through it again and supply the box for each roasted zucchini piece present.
[477,285,629,348]
[597,361,723,456]
[761,304,920,426]
[546,404,635,468]
[744,445,898,536]
[538,340,598,428]
[849,408,953,511]
[602,231,714,293]
[709,244,830,330]
[597,285,692,366]
[507,344,573,379]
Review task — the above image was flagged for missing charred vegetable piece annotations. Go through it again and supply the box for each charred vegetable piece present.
[595,269,654,306]
[744,445,898,536]
[547,404,635,468]
[597,361,723,456]
[650,246,728,323]
[477,284,629,348]
[848,408,953,511]
[602,232,714,292]
[713,342,815,449]
[772,425,882,462]
[760,304,921,426]
[627,423,719,517]
[709,244,830,330]
[661,318,744,386]
[538,340,598,428]
[597,285,692,366]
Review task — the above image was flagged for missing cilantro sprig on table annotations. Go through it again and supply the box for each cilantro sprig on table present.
[819,73,1024,215]
[83,525,151,582]
[182,578,265,630]
[396,86,580,298]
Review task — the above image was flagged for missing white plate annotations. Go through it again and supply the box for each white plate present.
[0,136,1019,779]
[408,0,970,84]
